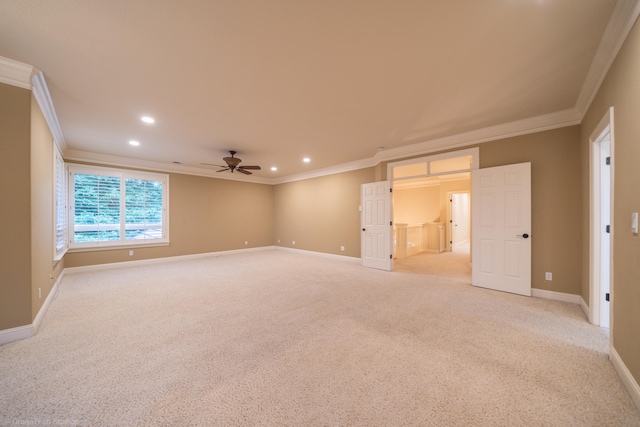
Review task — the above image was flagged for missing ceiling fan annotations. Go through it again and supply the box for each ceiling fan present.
[202,151,261,175]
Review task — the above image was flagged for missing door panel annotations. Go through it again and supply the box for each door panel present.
[361,181,392,271]
[472,163,531,296]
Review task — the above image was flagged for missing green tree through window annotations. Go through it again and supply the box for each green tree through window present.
[74,174,121,242]
[70,166,168,247]
[125,178,164,240]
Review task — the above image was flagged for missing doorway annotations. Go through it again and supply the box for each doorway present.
[448,191,471,253]
[389,149,477,276]
[590,107,614,329]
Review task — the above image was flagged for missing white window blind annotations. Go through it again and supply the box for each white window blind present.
[54,145,68,259]
[69,165,169,249]
[73,173,122,242]
[125,178,164,241]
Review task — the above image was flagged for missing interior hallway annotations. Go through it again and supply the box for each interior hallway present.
[394,243,471,282]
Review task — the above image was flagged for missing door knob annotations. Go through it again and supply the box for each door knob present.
[517,233,529,239]
[362,228,366,231]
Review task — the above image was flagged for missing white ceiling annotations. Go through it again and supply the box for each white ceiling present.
[0,0,632,183]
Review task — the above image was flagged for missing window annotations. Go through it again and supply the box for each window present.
[387,148,479,183]
[69,165,169,249]
[54,145,68,259]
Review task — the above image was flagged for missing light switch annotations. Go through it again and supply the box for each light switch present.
[632,212,638,235]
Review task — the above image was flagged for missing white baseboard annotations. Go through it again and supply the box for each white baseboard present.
[610,346,640,413]
[275,246,361,262]
[65,246,277,274]
[0,271,62,346]
[580,296,591,323]
[0,324,32,346]
[33,270,62,333]
[531,288,582,304]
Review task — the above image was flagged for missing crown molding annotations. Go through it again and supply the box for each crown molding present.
[272,109,579,184]
[270,157,377,185]
[0,55,67,152]
[64,149,273,185]
[31,70,67,152]
[575,0,640,118]
[373,108,581,164]
[0,56,35,89]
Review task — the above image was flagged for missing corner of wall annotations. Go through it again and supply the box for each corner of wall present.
[0,270,62,346]
[610,346,640,413]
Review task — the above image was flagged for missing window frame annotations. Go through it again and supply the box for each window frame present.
[53,144,68,260]
[387,147,480,182]
[68,164,170,251]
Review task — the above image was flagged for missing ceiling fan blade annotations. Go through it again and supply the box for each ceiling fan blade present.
[201,163,227,168]
[239,165,261,170]
[236,168,252,175]
[216,168,230,173]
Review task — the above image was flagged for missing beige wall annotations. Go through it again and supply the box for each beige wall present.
[0,85,61,330]
[65,173,274,267]
[274,168,375,258]
[0,83,32,329]
[394,186,440,225]
[438,178,471,247]
[30,94,61,320]
[479,127,582,295]
[581,17,640,386]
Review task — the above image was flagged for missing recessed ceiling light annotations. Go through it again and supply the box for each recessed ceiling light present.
[303,157,311,163]
[271,167,278,171]
[129,140,140,146]
[141,116,155,124]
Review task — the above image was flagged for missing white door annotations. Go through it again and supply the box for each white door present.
[472,163,531,296]
[597,134,611,328]
[361,181,393,271]
[451,192,471,249]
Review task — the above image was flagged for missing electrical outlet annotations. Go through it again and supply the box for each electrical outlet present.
[545,272,552,281]
[244,241,248,245]
[38,288,41,299]
[292,240,296,246]
[129,250,133,256]
[277,239,280,243]
[340,246,345,251]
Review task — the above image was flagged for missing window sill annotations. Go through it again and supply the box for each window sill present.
[68,241,170,253]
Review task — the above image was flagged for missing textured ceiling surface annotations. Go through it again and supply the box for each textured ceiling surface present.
[0,0,618,180]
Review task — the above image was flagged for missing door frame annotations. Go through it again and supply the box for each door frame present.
[446,190,471,252]
[589,107,615,334]
[388,147,479,253]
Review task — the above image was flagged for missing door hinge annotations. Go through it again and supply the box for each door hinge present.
[390,221,393,226]
[390,188,393,193]
[606,225,610,233]
[606,293,610,302]
[390,254,393,259]
[606,157,611,165]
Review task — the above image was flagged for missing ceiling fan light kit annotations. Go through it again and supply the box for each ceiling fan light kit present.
[201,151,261,175]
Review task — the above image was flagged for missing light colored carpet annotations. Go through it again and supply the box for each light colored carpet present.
[394,245,471,281]
[1,249,639,426]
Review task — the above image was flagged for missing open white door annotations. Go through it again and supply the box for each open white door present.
[361,181,393,271]
[472,163,531,296]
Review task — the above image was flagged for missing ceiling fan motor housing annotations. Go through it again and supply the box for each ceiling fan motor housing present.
[224,156,241,167]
